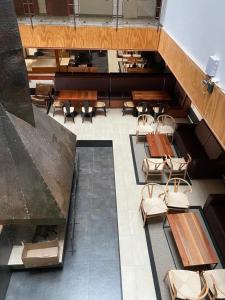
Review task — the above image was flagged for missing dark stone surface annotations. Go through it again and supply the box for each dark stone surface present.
[6,146,122,300]
[0,0,34,126]
[0,105,76,224]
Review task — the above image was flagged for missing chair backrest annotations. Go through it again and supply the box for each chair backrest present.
[145,158,165,171]
[137,101,148,113]
[83,101,90,113]
[137,114,154,126]
[64,101,71,114]
[165,178,192,194]
[157,114,176,129]
[153,103,165,114]
[141,183,163,200]
[168,154,192,171]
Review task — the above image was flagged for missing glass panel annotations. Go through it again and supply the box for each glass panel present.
[14,0,161,28]
[120,0,159,27]
[79,0,113,26]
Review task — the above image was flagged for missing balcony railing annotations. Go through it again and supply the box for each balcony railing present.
[14,0,162,29]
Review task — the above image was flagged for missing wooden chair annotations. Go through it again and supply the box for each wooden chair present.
[31,83,53,108]
[81,101,93,123]
[52,99,63,117]
[166,154,192,180]
[136,114,155,143]
[156,114,176,142]
[162,178,192,210]
[122,101,135,116]
[139,183,167,226]
[202,269,225,300]
[164,270,209,300]
[94,101,106,116]
[142,157,165,183]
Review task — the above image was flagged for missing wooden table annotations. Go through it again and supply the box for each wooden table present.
[57,90,97,102]
[146,133,174,157]
[132,90,172,102]
[166,212,218,267]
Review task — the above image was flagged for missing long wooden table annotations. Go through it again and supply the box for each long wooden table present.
[166,212,218,267]
[132,90,172,102]
[146,133,174,157]
[57,90,97,102]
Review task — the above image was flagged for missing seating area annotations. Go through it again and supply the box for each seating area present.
[12,22,225,300]
[132,109,225,299]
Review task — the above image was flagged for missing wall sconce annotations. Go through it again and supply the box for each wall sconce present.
[202,76,215,94]
[201,55,220,94]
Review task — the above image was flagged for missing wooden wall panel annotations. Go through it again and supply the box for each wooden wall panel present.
[158,29,225,149]
[18,25,160,50]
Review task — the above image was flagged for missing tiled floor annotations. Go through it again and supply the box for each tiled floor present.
[13,108,225,300]
[6,145,121,300]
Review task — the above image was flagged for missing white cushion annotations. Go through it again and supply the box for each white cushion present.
[124,101,135,108]
[165,191,189,208]
[63,107,74,113]
[136,106,148,113]
[166,158,187,171]
[142,197,167,215]
[169,270,201,299]
[143,158,164,171]
[81,107,93,113]
[95,101,105,108]
[153,107,165,114]
[157,124,174,135]
[136,124,155,134]
[203,270,225,299]
[53,101,63,108]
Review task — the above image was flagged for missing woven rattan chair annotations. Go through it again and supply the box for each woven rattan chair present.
[162,178,192,211]
[136,114,155,143]
[166,154,192,180]
[122,101,135,116]
[142,157,165,183]
[139,183,167,226]
[94,101,106,116]
[156,114,176,142]
[164,270,209,300]
[202,269,225,300]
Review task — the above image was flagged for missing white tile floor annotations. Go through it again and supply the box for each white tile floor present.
[49,108,225,300]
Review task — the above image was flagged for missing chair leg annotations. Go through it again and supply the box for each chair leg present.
[82,115,84,123]
[122,107,125,116]
[53,107,55,116]
[143,213,147,227]
[64,115,66,123]
[103,107,106,116]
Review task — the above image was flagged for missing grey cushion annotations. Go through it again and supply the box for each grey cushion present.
[204,135,223,159]
[195,120,211,146]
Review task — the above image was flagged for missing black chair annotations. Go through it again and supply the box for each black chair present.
[136,101,149,116]
[46,93,55,114]
[150,102,166,119]
[63,101,76,123]
[81,101,93,123]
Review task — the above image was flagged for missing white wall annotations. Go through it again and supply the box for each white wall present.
[161,0,225,89]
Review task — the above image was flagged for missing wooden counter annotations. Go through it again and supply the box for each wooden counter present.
[132,90,172,102]
[57,90,97,102]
